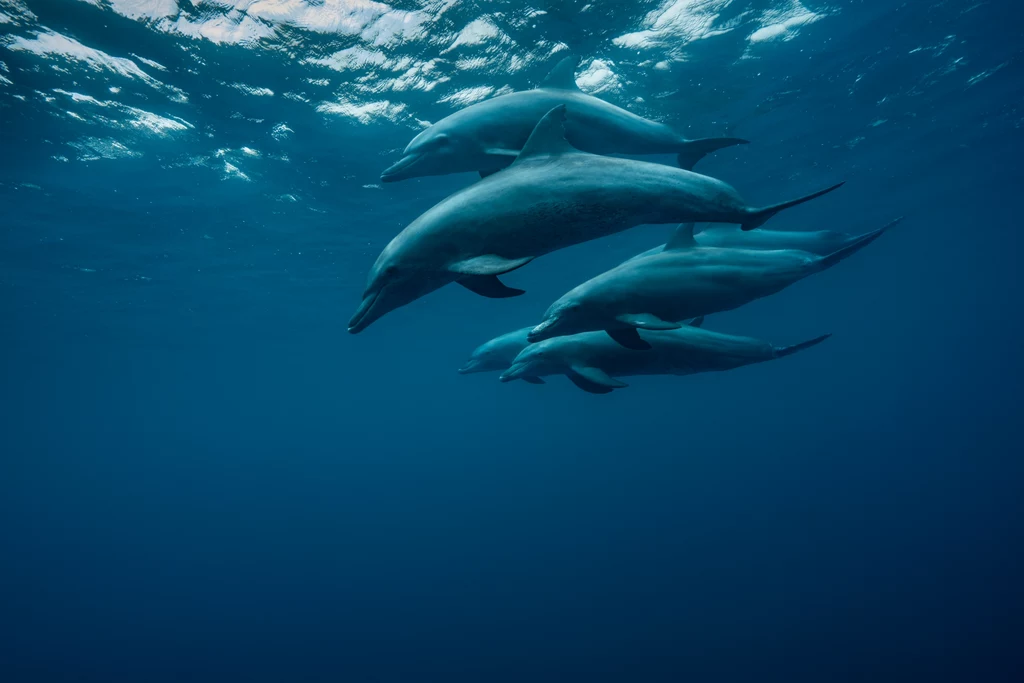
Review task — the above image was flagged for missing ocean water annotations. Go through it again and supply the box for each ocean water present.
[2,1,1023,681]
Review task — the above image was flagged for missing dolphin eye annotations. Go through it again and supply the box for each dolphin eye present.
[385,265,399,276]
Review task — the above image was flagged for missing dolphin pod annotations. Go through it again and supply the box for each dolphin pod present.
[349,106,843,333]
[351,55,893,396]
[500,326,832,394]
[528,218,901,349]
[381,57,747,182]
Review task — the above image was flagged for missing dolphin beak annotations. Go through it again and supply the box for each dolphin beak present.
[348,289,381,334]
[380,153,422,182]
[458,359,483,374]
[500,361,530,383]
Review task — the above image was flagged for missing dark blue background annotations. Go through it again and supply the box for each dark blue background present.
[2,1,1023,681]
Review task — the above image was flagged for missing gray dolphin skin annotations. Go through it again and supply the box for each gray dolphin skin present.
[500,326,831,394]
[529,218,900,349]
[381,56,748,182]
[459,327,532,376]
[625,223,894,263]
[348,106,844,334]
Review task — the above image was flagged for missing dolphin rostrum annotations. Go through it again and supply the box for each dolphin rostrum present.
[458,327,535,378]
[381,56,747,182]
[529,218,900,349]
[500,326,831,394]
[349,106,844,334]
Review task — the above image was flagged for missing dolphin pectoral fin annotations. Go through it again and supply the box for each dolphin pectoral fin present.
[512,105,580,165]
[449,255,534,276]
[615,313,682,331]
[457,275,526,299]
[567,365,627,394]
[665,223,697,250]
[540,55,580,90]
[606,327,653,351]
[566,374,614,394]
[687,315,705,328]
[676,137,749,171]
[521,376,546,385]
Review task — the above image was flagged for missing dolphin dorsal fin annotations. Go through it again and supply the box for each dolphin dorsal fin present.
[541,55,580,90]
[665,223,697,250]
[512,105,578,165]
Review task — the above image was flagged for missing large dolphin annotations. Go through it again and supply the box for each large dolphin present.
[529,218,899,349]
[348,106,844,334]
[458,327,534,378]
[624,222,895,263]
[381,56,747,182]
[500,326,831,394]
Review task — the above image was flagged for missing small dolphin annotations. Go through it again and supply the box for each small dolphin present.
[501,326,831,394]
[458,316,706,380]
[624,223,896,263]
[349,106,843,334]
[459,327,534,378]
[381,56,747,182]
[529,218,899,349]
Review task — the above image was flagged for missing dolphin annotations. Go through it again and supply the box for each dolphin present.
[624,223,897,263]
[348,106,844,334]
[459,327,534,378]
[529,218,900,349]
[500,326,831,394]
[458,316,706,380]
[380,56,748,182]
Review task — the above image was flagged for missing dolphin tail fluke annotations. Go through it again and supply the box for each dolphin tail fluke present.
[677,137,749,171]
[741,182,845,231]
[816,217,903,270]
[775,333,832,359]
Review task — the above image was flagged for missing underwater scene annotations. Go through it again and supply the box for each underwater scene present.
[2,0,1023,681]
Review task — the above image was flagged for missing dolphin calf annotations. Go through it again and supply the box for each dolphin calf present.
[529,218,900,349]
[501,326,831,394]
[458,316,706,380]
[459,327,534,378]
[349,106,844,334]
[381,56,747,182]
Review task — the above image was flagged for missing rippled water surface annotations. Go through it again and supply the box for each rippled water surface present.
[2,1,1023,682]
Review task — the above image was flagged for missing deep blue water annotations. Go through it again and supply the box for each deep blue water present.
[2,1,1024,681]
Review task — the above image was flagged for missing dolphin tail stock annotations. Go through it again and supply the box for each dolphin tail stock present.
[815,216,904,271]
[774,333,832,359]
[741,182,846,231]
[676,137,749,171]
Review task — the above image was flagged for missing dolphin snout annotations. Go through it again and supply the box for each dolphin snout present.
[380,153,421,182]
[500,361,532,383]
[348,289,381,334]
[458,358,483,374]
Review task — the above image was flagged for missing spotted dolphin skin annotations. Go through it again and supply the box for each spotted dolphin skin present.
[459,327,533,377]
[380,56,747,182]
[529,218,899,350]
[348,106,844,334]
[500,326,831,394]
